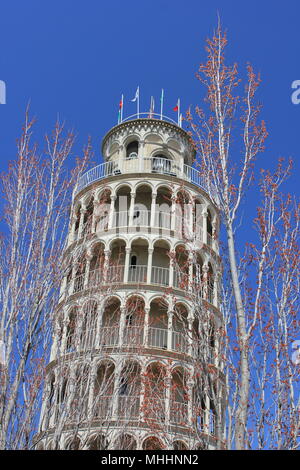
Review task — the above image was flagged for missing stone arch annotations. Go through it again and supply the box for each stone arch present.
[113,433,137,450]
[173,440,188,450]
[65,435,81,450]
[143,362,167,424]
[88,433,109,450]
[142,436,165,450]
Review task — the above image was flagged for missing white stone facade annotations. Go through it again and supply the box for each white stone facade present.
[37,118,225,451]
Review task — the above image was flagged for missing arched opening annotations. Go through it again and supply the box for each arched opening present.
[143,362,166,423]
[114,434,137,450]
[170,367,189,426]
[118,362,141,420]
[193,376,207,433]
[94,361,115,420]
[152,239,170,286]
[194,199,203,241]
[134,184,152,226]
[73,253,86,293]
[115,186,131,228]
[155,186,172,229]
[101,297,121,346]
[148,298,168,349]
[69,364,90,422]
[66,436,81,450]
[207,262,214,304]
[193,253,203,291]
[173,440,188,450]
[126,140,138,160]
[89,243,105,286]
[128,238,148,283]
[96,189,111,232]
[174,245,189,290]
[66,307,79,352]
[88,434,109,450]
[80,300,98,349]
[83,197,94,237]
[108,239,126,283]
[142,436,164,450]
[172,303,189,354]
[123,296,145,346]
[207,209,213,247]
[176,190,192,240]
[73,205,81,241]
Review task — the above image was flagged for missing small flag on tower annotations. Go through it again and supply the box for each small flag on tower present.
[118,94,124,124]
[131,86,140,118]
[148,96,155,118]
[173,98,180,125]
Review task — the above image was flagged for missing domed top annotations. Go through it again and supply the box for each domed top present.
[101,118,196,167]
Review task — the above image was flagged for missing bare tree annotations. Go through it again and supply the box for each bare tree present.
[187,23,299,449]
[0,109,89,449]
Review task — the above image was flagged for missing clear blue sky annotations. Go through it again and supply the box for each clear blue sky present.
[0,0,299,203]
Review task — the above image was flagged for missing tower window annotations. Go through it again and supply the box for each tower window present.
[130,255,137,267]
[126,141,138,159]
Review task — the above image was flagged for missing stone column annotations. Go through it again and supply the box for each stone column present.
[169,251,174,288]
[143,306,150,348]
[128,192,136,227]
[188,252,194,292]
[87,360,97,423]
[202,263,209,301]
[103,249,111,283]
[171,191,177,232]
[165,368,172,427]
[167,309,173,351]
[68,215,77,245]
[108,195,116,229]
[124,247,131,283]
[150,192,157,227]
[147,248,153,284]
[83,253,92,289]
[78,207,87,239]
[118,306,126,347]
[138,140,145,172]
[202,209,208,245]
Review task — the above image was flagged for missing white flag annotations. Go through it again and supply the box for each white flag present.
[131,86,139,102]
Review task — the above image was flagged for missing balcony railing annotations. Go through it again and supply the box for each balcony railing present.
[128,265,147,283]
[66,265,216,307]
[169,402,188,426]
[74,157,218,205]
[148,327,168,350]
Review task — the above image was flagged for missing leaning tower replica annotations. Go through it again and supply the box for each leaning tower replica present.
[37,112,225,451]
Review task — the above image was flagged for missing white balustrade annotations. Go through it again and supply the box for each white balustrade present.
[151,266,169,286]
[169,402,188,426]
[74,157,218,207]
[127,265,147,283]
[148,327,168,349]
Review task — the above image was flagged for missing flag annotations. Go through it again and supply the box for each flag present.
[173,98,180,125]
[131,86,139,102]
[131,86,140,118]
[118,94,124,123]
[149,96,155,118]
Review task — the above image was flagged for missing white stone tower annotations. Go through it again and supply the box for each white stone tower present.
[37,113,225,450]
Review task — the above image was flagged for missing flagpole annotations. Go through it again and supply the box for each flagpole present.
[160,89,164,120]
[121,94,124,122]
[178,98,180,125]
[137,87,140,119]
